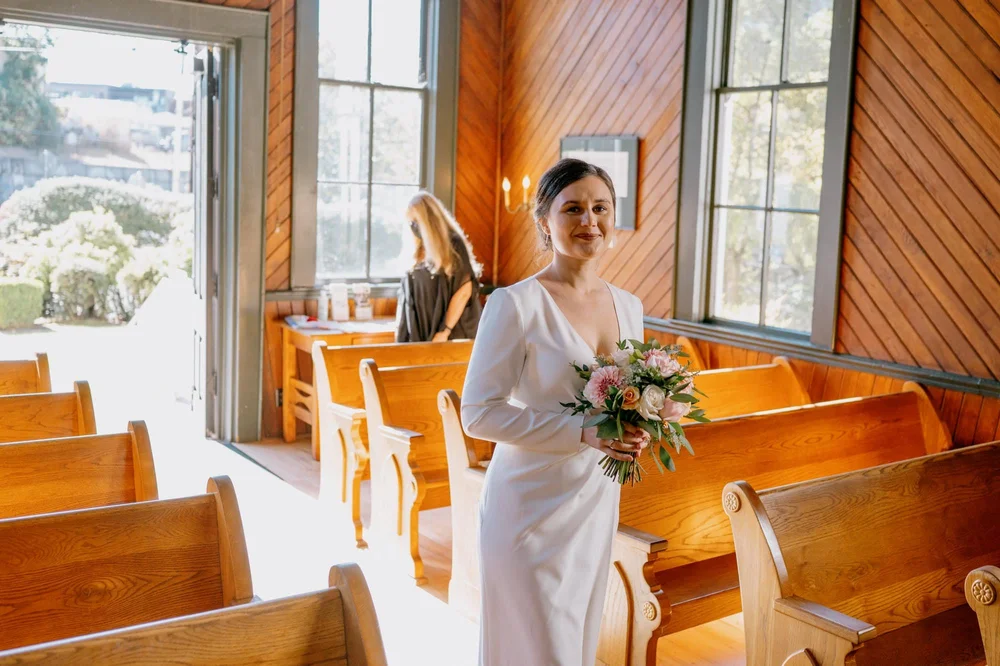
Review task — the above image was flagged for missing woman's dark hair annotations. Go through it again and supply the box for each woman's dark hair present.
[532,158,616,250]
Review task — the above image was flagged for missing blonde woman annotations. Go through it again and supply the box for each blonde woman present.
[395,191,483,342]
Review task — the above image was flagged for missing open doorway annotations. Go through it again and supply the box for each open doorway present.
[0,22,221,441]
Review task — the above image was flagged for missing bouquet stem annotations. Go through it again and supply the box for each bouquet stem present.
[600,454,646,486]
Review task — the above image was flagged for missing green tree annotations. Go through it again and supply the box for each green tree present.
[0,26,61,150]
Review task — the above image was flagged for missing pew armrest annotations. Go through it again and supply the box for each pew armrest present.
[380,424,422,444]
[774,596,877,644]
[328,402,366,424]
[616,524,669,554]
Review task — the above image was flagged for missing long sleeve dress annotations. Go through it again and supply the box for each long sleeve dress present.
[460,276,644,666]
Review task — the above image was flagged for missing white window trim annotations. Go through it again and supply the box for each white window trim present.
[674,0,859,350]
[290,0,459,289]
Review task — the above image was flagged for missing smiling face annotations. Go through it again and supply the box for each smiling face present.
[538,175,616,261]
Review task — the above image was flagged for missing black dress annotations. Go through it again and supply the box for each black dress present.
[395,233,482,342]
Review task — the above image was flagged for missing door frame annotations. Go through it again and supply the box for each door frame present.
[0,0,269,442]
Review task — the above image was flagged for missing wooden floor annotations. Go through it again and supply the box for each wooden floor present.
[236,438,747,665]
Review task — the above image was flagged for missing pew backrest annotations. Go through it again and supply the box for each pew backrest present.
[675,336,705,372]
[620,384,951,569]
[0,420,157,519]
[0,380,96,443]
[0,353,50,396]
[690,357,811,420]
[312,340,473,411]
[0,564,387,666]
[439,389,492,475]
[750,442,1000,635]
[0,475,252,651]
[360,361,468,473]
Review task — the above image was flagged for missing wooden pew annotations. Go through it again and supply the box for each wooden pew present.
[967,566,1000,666]
[0,353,50,395]
[687,357,810,419]
[676,335,705,372]
[727,441,1000,666]
[0,380,95,443]
[438,360,810,621]
[597,383,952,666]
[312,339,473,548]
[0,420,157,519]
[0,475,252,651]
[0,564,387,666]
[438,389,492,619]
[361,360,468,584]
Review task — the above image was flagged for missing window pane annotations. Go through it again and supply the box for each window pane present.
[372,90,423,184]
[318,0,369,82]
[371,0,424,86]
[317,183,368,279]
[729,0,785,86]
[765,212,818,332]
[318,85,371,183]
[717,92,772,207]
[787,0,833,83]
[712,208,764,325]
[369,184,419,278]
[773,88,826,210]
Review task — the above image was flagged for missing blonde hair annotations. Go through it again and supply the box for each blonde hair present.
[408,191,482,277]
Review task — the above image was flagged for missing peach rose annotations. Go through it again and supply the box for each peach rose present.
[621,386,641,410]
[659,397,692,422]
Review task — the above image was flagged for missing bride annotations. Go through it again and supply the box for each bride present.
[461,158,650,665]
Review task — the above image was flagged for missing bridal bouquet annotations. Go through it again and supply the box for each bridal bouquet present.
[561,339,707,485]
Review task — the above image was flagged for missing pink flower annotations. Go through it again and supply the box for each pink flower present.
[644,349,681,377]
[584,365,625,406]
[659,398,691,422]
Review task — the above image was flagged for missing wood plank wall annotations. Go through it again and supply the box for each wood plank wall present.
[495,0,687,317]
[454,0,502,284]
[839,0,1000,382]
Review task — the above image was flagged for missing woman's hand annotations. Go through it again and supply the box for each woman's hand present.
[431,330,450,343]
[581,422,650,462]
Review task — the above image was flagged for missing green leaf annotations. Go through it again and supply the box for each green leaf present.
[583,413,610,428]
[637,420,660,441]
[668,421,685,437]
[658,445,676,472]
[678,433,695,456]
[687,414,711,423]
[596,420,620,441]
[671,392,698,404]
[651,443,665,474]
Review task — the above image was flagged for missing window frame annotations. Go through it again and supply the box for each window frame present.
[290,0,458,289]
[675,0,859,350]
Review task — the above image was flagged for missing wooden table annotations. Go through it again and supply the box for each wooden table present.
[281,320,396,458]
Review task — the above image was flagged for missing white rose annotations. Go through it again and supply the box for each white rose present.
[611,348,632,368]
[637,385,665,421]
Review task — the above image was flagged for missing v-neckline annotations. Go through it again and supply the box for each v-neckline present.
[534,277,622,357]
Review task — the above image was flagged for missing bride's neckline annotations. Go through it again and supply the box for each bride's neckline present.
[532,277,622,357]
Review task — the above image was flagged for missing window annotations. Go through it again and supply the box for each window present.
[315,0,427,281]
[676,0,856,348]
[712,0,832,333]
[291,0,458,289]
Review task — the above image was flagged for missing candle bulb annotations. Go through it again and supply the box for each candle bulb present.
[522,175,530,205]
[502,177,511,209]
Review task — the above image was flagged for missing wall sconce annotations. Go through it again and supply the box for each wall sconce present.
[502,175,531,214]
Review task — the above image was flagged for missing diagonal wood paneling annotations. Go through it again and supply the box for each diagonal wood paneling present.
[838,0,1000,381]
[454,0,502,283]
[496,0,687,318]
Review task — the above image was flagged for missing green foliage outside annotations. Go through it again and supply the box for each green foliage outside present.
[0,26,61,151]
[0,278,44,329]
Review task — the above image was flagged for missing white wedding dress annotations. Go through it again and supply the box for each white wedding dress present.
[461,276,644,666]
